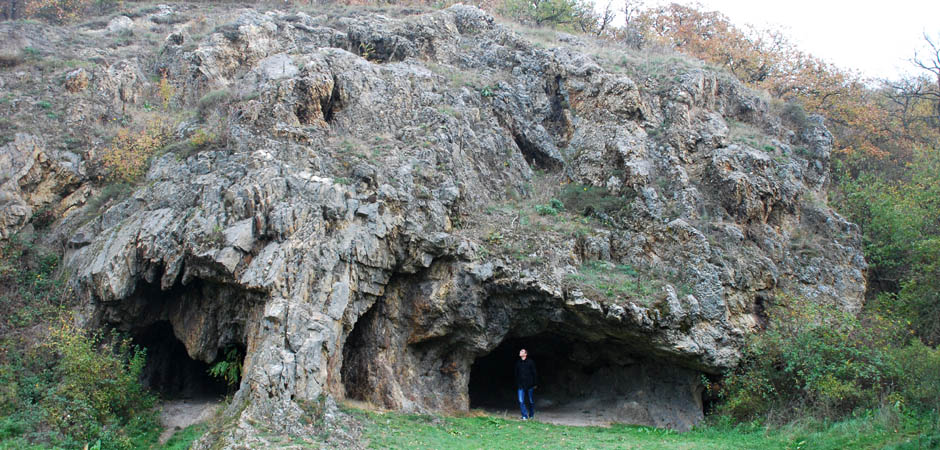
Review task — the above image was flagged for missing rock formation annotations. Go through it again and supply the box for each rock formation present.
[0,3,866,444]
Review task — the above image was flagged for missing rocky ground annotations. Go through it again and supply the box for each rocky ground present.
[0,2,866,446]
[159,398,220,444]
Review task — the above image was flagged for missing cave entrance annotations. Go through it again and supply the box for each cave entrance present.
[469,334,595,413]
[133,322,234,399]
[340,300,380,402]
[469,334,704,429]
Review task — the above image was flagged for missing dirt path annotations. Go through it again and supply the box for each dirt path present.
[478,405,613,427]
[158,399,221,444]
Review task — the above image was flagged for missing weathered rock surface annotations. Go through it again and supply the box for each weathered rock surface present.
[0,134,84,239]
[1,3,866,444]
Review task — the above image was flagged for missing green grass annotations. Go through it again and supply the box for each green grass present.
[161,423,208,450]
[350,407,938,449]
[565,260,661,304]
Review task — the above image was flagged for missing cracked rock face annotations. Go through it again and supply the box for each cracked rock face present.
[1,4,865,443]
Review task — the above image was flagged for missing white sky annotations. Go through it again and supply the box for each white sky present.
[610,0,940,80]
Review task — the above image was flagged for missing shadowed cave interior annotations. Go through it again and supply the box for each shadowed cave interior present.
[338,299,703,428]
[341,300,379,402]
[132,321,235,399]
[469,334,630,413]
[469,334,706,430]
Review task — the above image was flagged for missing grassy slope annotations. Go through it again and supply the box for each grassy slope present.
[349,408,937,450]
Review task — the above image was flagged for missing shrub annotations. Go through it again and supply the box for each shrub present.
[0,317,159,448]
[100,120,169,183]
[837,149,940,345]
[891,340,940,412]
[499,0,593,28]
[24,0,90,23]
[197,89,231,120]
[534,204,559,216]
[188,128,217,150]
[0,238,65,329]
[157,75,176,111]
[44,318,155,443]
[781,100,809,129]
[717,295,940,423]
[558,183,630,217]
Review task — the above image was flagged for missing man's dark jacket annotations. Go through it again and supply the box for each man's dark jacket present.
[515,358,538,389]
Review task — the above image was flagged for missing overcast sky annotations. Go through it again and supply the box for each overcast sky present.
[614,0,940,80]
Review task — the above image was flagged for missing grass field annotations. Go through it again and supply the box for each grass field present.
[348,407,939,450]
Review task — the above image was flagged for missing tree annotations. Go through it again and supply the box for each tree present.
[912,33,940,129]
[590,0,616,36]
[501,0,590,28]
[1,0,25,20]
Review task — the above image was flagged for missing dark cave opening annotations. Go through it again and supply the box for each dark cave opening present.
[468,333,704,430]
[340,301,380,402]
[133,321,233,399]
[469,334,607,411]
[322,76,342,123]
[511,130,563,172]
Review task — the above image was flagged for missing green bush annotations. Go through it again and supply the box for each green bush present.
[197,89,232,120]
[534,203,559,216]
[836,149,940,345]
[499,0,594,28]
[891,340,940,412]
[44,318,155,442]
[1,236,159,449]
[0,319,159,449]
[558,183,630,218]
[717,295,940,423]
[0,238,65,329]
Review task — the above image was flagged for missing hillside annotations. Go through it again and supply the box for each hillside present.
[0,2,889,448]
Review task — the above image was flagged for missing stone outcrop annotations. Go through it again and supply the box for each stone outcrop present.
[0,3,866,444]
[0,134,84,239]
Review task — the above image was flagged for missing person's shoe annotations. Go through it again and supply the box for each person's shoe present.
[521,416,528,420]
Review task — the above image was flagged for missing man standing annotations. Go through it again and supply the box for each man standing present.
[515,348,537,420]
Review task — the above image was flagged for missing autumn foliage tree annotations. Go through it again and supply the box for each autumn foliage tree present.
[632,4,940,176]
[624,4,940,347]
[636,4,790,85]
[22,0,90,23]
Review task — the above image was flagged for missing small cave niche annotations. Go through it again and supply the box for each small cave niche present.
[348,36,407,64]
[340,301,380,402]
[294,76,343,126]
[511,130,563,172]
[321,78,342,123]
[132,322,233,399]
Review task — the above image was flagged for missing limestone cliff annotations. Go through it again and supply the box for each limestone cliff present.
[0,3,866,444]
